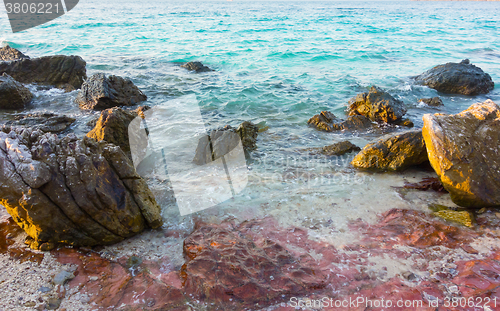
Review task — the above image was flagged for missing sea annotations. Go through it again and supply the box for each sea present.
[1,0,500,250]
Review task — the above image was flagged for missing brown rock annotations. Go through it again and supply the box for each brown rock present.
[0,45,29,61]
[0,55,86,90]
[0,73,33,109]
[86,107,136,158]
[76,73,147,110]
[348,86,407,123]
[4,113,75,133]
[351,130,428,171]
[422,100,500,208]
[180,61,213,73]
[307,111,373,132]
[0,128,162,249]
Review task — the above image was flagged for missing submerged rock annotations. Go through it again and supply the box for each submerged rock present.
[0,45,29,62]
[76,73,147,110]
[351,130,428,171]
[0,73,33,109]
[307,111,373,132]
[0,128,162,250]
[422,100,500,208]
[419,97,443,107]
[414,59,494,95]
[193,121,258,165]
[348,86,407,123]
[0,55,86,91]
[4,113,75,133]
[182,221,325,307]
[180,61,213,73]
[86,107,137,158]
[433,210,474,228]
[305,140,361,157]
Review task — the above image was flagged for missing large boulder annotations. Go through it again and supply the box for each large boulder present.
[414,59,494,95]
[76,73,147,110]
[86,107,138,158]
[422,100,500,208]
[348,86,407,123]
[3,113,75,133]
[193,121,258,165]
[0,127,162,250]
[0,45,29,61]
[351,130,428,171]
[307,111,373,132]
[0,73,33,109]
[0,55,86,91]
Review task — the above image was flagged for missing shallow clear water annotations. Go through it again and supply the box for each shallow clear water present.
[1,0,499,241]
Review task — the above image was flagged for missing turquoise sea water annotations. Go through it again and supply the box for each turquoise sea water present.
[1,1,500,234]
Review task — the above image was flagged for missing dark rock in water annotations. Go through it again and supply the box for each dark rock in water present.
[0,55,86,91]
[182,220,326,307]
[76,73,147,110]
[423,100,500,208]
[305,140,361,157]
[419,97,443,107]
[307,111,373,132]
[0,128,162,250]
[4,113,75,133]
[180,61,213,73]
[236,121,258,151]
[348,86,407,123]
[414,60,494,95]
[322,141,361,156]
[193,121,258,165]
[0,73,33,109]
[87,107,137,158]
[0,45,29,61]
[351,130,428,171]
[393,118,414,127]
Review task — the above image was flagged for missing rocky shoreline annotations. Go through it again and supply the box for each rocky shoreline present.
[0,45,499,310]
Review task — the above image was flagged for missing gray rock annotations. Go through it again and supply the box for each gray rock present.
[414,60,494,95]
[0,55,86,91]
[76,73,147,110]
[4,113,75,133]
[193,121,258,165]
[0,45,29,61]
[52,270,75,285]
[0,73,33,109]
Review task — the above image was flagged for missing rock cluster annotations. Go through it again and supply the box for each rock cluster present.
[0,127,162,250]
[76,73,147,110]
[0,73,33,109]
[415,59,494,95]
[307,111,373,132]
